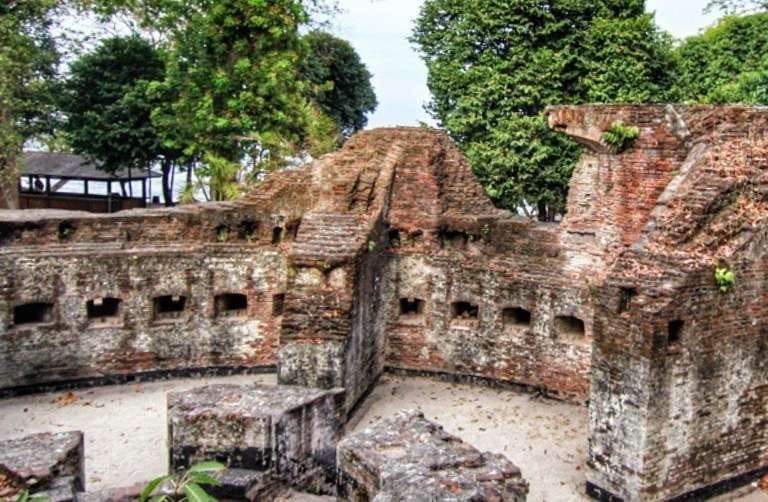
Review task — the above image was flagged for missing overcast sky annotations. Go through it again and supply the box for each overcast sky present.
[330,0,720,129]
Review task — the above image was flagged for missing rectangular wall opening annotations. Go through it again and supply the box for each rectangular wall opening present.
[272,227,283,244]
[272,293,286,316]
[668,320,684,348]
[451,301,479,320]
[238,220,259,241]
[153,295,187,321]
[399,298,425,316]
[87,297,122,323]
[618,287,637,314]
[503,307,531,327]
[555,315,586,341]
[13,303,53,326]
[215,293,248,318]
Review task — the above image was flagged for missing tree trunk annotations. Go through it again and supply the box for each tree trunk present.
[161,160,173,206]
[0,107,20,209]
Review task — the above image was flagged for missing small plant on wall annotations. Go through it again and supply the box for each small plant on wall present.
[12,490,48,502]
[602,121,640,153]
[714,266,736,294]
[140,461,224,502]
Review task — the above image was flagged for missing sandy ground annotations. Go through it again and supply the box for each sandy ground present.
[349,375,590,502]
[1,373,766,501]
[0,374,276,491]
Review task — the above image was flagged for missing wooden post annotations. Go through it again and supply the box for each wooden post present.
[107,180,112,212]
[84,179,89,196]
[45,176,51,195]
[142,178,147,206]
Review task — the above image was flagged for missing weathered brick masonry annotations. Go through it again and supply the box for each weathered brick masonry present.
[1,105,767,500]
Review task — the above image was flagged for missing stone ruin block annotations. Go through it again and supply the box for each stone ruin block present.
[167,384,344,492]
[338,410,529,501]
[0,431,84,502]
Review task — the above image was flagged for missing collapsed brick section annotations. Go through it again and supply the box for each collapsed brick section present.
[167,384,344,492]
[0,431,84,500]
[550,105,768,501]
[337,410,529,501]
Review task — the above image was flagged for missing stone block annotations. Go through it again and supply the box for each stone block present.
[338,410,528,501]
[167,384,344,490]
[0,431,84,500]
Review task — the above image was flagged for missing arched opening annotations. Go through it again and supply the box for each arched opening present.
[503,307,531,327]
[451,301,479,320]
[555,315,585,341]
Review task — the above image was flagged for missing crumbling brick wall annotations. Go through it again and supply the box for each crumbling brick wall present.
[553,105,768,501]
[0,169,312,392]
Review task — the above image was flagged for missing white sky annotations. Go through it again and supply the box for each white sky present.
[330,0,720,128]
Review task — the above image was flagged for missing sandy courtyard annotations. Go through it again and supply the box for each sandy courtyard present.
[1,374,766,501]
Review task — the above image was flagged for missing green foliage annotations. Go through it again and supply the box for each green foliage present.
[140,461,224,502]
[201,154,244,202]
[300,31,377,137]
[602,122,640,153]
[0,0,60,206]
[12,489,49,502]
[60,36,167,174]
[147,0,309,165]
[675,13,768,105]
[706,0,768,14]
[411,0,677,220]
[715,266,736,293]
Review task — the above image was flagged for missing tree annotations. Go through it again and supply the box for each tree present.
[60,36,180,204]
[0,0,59,208]
[706,0,768,13]
[146,0,310,177]
[675,12,768,105]
[411,0,677,220]
[300,31,377,137]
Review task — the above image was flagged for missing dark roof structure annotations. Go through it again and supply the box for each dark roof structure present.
[21,152,161,181]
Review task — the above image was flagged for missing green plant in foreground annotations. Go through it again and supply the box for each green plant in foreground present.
[715,266,736,293]
[140,461,225,502]
[12,490,48,502]
[602,121,640,153]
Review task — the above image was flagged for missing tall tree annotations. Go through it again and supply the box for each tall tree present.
[675,12,768,105]
[0,0,59,208]
[60,36,180,204]
[301,31,377,137]
[146,0,310,189]
[412,0,677,220]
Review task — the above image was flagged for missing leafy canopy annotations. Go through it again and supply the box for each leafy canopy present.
[674,12,768,105]
[411,0,677,219]
[301,30,377,137]
[60,36,167,174]
[0,0,60,205]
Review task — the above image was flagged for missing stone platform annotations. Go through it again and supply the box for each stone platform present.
[0,431,84,501]
[167,383,344,491]
[338,410,529,501]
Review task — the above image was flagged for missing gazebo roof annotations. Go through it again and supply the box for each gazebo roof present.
[21,152,162,181]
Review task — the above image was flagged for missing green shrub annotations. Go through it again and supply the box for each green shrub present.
[714,266,736,293]
[602,121,640,153]
[140,461,225,502]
